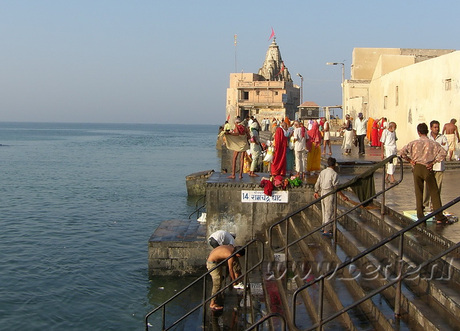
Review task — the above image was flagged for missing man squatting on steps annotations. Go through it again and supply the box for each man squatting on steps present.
[206,245,245,310]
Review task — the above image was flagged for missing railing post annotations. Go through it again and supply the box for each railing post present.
[202,276,207,328]
[318,278,324,331]
[243,247,251,324]
[333,192,338,242]
[285,218,289,290]
[381,162,386,216]
[394,233,404,318]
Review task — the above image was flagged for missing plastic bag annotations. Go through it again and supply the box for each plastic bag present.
[289,137,295,150]
[263,146,274,162]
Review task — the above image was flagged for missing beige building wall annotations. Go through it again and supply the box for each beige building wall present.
[372,54,415,80]
[351,48,401,80]
[343,80,370,118]
[367,50,460,146]
[225,72,300,123]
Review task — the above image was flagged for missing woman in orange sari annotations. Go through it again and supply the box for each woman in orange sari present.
[307,119,322,174]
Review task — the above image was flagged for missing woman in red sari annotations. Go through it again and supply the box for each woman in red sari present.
[271,122,288,176]
[370,118,380,148]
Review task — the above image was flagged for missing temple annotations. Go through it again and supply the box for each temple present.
[225,38,300,123]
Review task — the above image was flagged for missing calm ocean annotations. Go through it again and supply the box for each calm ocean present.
[0,122,220,330]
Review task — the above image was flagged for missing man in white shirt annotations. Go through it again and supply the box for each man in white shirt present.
[208,230,236,248]
[423,120,448,210]
[354,112,368,155]
[380,122,398,183]
[313,157,348,236]
[293,121,308,178]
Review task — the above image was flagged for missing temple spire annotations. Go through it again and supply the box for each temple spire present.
[258,39,292,82]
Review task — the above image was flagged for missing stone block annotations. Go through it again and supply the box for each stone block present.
[148,246,169,259]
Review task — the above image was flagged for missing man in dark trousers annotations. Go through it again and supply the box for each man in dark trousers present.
[399,123,448,224]
[354,112,368,155]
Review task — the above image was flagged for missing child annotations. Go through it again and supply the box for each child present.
[313,157,348,236]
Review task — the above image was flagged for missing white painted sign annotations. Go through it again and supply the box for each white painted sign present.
[241,190,289,203]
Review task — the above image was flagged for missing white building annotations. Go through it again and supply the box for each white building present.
[343,48,458,145]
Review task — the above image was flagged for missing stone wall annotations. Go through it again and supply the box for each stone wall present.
[148,219,207,277]
[205,174,315,244]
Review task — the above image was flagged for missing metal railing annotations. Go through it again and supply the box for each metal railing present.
[146,155,415,330]
[144,239,264,330]
[244,312,287,331]
[188,194,206,219]
[292,196,460,330]
[268,155,403,289]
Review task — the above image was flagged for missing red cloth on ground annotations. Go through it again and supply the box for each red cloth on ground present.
[260,179,274,196]
[271,127,287,176]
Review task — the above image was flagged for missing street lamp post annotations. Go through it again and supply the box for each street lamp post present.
[326,62,345,114]
[296,73,303,105]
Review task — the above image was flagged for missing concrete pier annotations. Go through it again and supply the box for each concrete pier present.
[148,219,207,277]
[148,142,460,277]
[148,173,316,277]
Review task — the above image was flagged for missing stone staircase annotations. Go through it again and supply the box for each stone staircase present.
[146,196,460,330]
[252,196,460,330]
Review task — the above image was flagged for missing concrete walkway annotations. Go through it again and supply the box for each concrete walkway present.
[328,143,460,244]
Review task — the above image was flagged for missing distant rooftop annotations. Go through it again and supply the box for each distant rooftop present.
[299,101,319,108]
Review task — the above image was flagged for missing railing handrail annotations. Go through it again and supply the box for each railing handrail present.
[269,155,402,251]
[187,194,206,219]
[244,312,287,331]
[292,195,460,329]
[144,238,264,330]
[188,203,206,219]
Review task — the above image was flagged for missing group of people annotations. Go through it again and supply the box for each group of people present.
[210,116,459,311]
[341,113,460,161]
[400,119,459,223]
[222,115,333,180]
[316,116,459,237]
[270,118,329,179]
[341,112,369,155]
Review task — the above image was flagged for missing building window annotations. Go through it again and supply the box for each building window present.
[256,91,260,96]
[445,79,452,91]
[243,91,249,100]
[274,91,279,96]
[395,86,399,106]
[384,96,388,109]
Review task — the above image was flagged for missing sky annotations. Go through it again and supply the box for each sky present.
[1,1,459,125]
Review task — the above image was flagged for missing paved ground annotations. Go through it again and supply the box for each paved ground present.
[329,143,460,244]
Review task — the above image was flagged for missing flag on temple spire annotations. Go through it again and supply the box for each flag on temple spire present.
[268,27,275,41]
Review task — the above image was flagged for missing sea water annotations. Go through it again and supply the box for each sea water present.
[0,122,220,330]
